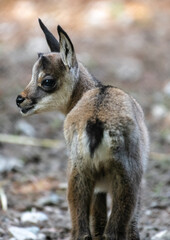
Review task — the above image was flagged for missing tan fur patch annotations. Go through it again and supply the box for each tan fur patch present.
[37,71,45,84]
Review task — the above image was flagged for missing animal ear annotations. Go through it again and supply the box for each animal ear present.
[57,25,78,71]
[38,18,60,52]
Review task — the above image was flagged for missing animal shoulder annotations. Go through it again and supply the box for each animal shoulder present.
[64,85,138,130]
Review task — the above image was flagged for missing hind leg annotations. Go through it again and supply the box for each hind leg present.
[128,219,140,240]
[128,194,141,240]
[103,164,141,240]
[91,192,107,239]
[102,127,144,240]
[102,179,136,239]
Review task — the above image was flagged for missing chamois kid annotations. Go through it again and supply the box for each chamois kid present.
[16,19,149,240]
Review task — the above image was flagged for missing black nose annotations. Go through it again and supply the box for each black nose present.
[16,95,25,107]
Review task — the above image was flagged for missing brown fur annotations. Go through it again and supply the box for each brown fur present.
[16,21,149,240]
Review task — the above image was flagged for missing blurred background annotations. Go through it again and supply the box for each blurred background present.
[0,0,170,239]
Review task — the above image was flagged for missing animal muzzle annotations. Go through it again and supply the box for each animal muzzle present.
[16,94,35,115]
[16,95,25,107]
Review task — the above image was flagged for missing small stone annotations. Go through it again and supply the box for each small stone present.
[15,120,36,137]
[151,105,167,119]
[58,182,67,190]
[9,226,36,240]
[36,193,61,206]
[0,155,23,173]
[21,211,48,223]
[145,210,152,216]
[25,226,40,235]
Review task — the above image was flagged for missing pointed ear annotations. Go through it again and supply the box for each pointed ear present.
[38,18,60,52]
[57,25,78,71]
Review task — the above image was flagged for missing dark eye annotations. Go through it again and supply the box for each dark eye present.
[41,77,56,91]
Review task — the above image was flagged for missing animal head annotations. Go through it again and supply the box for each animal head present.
[16,19,79,116]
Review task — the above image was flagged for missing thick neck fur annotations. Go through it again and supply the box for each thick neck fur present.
[66,63,102,114]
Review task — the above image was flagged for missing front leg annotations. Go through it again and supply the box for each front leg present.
[68,167,94,240]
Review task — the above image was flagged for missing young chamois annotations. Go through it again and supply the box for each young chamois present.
[16,19,149,240]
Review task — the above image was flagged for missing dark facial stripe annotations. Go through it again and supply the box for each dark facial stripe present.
[86,118,104,158]
[28,86,47,104]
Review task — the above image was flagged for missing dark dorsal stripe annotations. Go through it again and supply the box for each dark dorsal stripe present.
[96,85,113,107]
[86,118,104,158]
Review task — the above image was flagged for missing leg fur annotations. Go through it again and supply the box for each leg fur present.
[103,133,143,240]
[103,173,138,240]
[128,193,141,240]
[68,168,94,240]
[128,219,140,240]
[91,192,107,239]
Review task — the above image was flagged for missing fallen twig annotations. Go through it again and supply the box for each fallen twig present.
[150,152,170,161]
[0,133,63,149]
[0,134,170,161]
